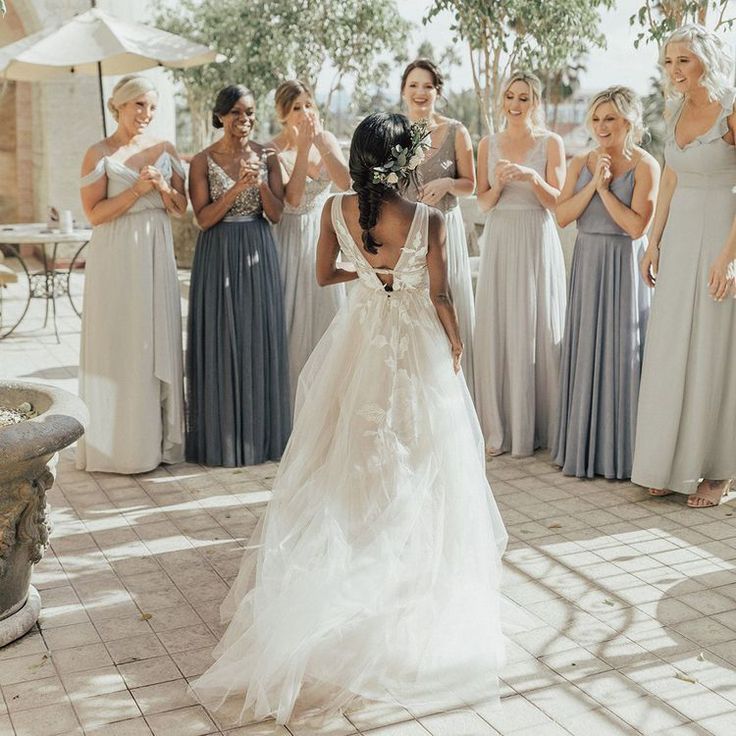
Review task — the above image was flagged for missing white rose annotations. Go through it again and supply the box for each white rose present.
[408,155,422,170]
[386,172,399,184]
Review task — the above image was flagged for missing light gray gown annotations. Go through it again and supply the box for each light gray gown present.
[473,133,566,456]
[405,120,475,392]
[274,166,346,410]
[553,165,649,479]
[77,152,185,474]
[632,89,736,494]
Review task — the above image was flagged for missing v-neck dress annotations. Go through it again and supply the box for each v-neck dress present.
[632,89,736,494]
[553,164,650,479]
[473,132,567,456]
[185,155,291,467]
[77,151,185,474]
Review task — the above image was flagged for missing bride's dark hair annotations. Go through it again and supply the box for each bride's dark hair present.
[349,113,414,254]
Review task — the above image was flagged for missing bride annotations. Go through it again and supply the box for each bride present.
[193,113,507,727]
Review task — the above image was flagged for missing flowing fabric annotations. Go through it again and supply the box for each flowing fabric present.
[632,90,736,494]
[404,120,476,391]
[185,157,291,467]
[553,166,650,479]
[473,133,566,456]
[76,152,184,474]
[273,170,346,410]
[192,195,507,727]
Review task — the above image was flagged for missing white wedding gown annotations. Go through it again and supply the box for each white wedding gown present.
[193,195,507,726]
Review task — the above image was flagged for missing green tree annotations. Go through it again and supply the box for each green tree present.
[154,0,410,149]
[424,0,614,133]
[630,0,735,47]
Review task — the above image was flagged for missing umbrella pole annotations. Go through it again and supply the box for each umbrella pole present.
[97,61,107,137]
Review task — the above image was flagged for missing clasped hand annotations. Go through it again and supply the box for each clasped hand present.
[133,165,165,196]
[419,178,451,206]
[494,159,536,188]
[592,154,612,192]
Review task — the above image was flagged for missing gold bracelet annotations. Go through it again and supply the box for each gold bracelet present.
[130,187,140,200]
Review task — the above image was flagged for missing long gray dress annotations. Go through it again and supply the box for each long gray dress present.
[473,133,566,456]
[186,156,291,467]
[405,120,475,392]
[632,89,736,494]
[273,164,345,411]
[553,165,650,479]
[77,152,185,474]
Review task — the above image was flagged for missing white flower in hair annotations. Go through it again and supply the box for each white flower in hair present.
[371,119,431,186]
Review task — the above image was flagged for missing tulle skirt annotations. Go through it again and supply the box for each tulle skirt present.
[192,280,507,727]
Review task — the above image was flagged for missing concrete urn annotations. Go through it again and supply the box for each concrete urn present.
[0,381,87,647]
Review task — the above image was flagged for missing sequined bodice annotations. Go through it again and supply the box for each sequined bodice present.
[206,156,263,217]
[284,174,332,216]
[405,121,459,212]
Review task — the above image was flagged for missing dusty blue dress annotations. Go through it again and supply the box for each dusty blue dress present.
[553,165,650,479]
[186,156,291,466]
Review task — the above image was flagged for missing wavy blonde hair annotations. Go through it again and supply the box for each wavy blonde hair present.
[499,72,546,132]
[586,86,645,157]
[107,75,157,121]
[660,24,735,104]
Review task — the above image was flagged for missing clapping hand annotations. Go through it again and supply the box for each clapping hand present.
[494,159,537,187]
[234,158,260,192]
[139,165,167,192]
[296,114,316,153]
[593,154,612,192]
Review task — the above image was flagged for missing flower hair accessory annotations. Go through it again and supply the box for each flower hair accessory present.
[371,119,431,186]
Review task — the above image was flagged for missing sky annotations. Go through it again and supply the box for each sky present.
[322,0,736,98]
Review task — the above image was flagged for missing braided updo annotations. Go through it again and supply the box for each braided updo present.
[349,113,414,254]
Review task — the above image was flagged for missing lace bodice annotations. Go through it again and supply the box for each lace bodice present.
[207,156,263,217]
[331,194,429,294]
[405,121,459,212]
[487,132,550,211]
[80,150,184,216]
[664,89,736,191]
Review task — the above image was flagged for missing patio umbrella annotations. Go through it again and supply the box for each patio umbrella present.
[0,5,224,134]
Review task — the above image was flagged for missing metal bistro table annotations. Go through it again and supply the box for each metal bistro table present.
[0,223,91,342]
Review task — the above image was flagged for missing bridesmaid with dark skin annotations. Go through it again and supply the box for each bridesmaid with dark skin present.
[186,85,291,467]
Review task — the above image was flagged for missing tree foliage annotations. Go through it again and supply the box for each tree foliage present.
[630,0,735,47]
[424,0,615,133]
[154,0,410,148]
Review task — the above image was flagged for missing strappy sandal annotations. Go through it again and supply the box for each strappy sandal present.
[687,478,735,508]
[649,488,674,496]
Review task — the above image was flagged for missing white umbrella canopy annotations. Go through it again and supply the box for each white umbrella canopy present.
[0,7,223,80]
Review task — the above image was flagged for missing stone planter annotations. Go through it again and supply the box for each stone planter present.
[0,381,87,647]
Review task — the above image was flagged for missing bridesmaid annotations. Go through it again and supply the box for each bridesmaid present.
[401,59,476,390]
[633,25,736,507]
[78,75,186,473]
[186,85,291,467]
[474,72,567,457]
[554,87,660,479]
[269,80,350,409]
